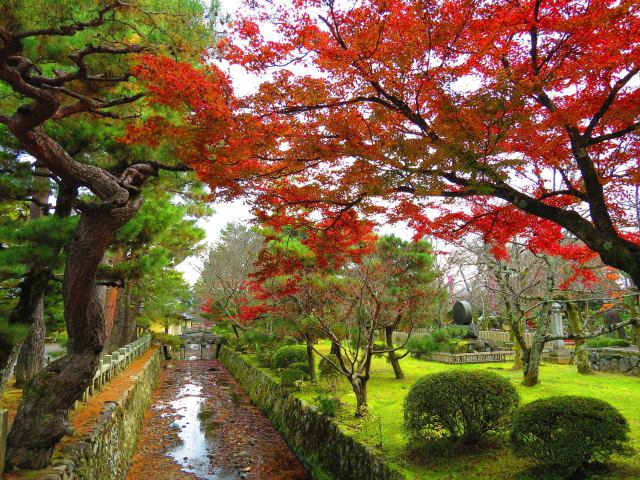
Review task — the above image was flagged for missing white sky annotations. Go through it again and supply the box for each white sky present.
[177,0,415,284]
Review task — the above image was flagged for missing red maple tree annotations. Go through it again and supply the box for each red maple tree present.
[209,0,640,288]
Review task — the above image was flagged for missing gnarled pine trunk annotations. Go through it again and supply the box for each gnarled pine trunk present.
[14,302,45,388]
[6,203,140,469]
[385,326,404,379]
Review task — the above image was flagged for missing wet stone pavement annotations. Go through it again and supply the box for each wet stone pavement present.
[126,358,310,480]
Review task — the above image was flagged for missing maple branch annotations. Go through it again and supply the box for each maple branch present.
[588,121,640,146]
[584,68,640,138]
[278,95,397,114]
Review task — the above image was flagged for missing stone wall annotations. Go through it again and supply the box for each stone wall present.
[31,348,162,480]
[219,347,405,480]
[588,349,640,375]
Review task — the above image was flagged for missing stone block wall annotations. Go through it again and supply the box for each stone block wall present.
[31,348,162,480]
[588,349,640,375]
[219,347,405,480]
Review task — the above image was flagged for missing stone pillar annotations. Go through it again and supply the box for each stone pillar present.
[551,302,565,349]
[546,302,571,364]
[1,408,8,472]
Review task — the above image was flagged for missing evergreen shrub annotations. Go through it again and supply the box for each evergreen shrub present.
[510,396,631,477]
[404,370,519,444]
[271,344,307,369]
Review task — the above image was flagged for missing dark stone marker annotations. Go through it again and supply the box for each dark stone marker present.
[452,301,472,325]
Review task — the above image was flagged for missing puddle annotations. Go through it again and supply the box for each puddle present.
[168,380,240,480]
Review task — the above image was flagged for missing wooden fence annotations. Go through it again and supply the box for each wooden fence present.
[423,351,515,364]
[393,329,550,349]
[0,334,152,472]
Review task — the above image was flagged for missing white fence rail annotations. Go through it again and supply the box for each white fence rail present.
[76,334,152,407]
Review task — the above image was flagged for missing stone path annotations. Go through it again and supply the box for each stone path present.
[126,360,310,480]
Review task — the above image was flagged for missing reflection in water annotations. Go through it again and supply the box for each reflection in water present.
[168,380,240,480]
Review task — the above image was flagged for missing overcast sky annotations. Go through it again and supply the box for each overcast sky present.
[177,0,415,285]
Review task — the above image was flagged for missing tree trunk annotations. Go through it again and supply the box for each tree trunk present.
[385,326,404,379]
[351,376,368,417]
[510,323,523,371]
[0,269,51,391]
[14,301,45,388]
[0,343,21,393]
[306,342,316,385]
[6,202,140,470]
[512,339,523,371]
[522,348,541,386]
[232,324,240,339]
[0,181,74,394]
[330,341,340,355]
[565,302,591,375]
[14,163,50,388]
[107,280,134,350]
[522,333,547,387]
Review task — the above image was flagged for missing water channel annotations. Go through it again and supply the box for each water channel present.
[126,352,309,480]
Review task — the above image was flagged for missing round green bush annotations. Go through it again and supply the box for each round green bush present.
[403,370,520,444]
[281,366,306,387]
[271,344,307,369]
[319,354,342,376]
[510,396,631,476]
[289,362,310,375]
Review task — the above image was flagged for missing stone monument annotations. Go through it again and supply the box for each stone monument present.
[546,302,572,364]
[453,300,480,338]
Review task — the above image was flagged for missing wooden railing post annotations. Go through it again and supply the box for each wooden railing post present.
[0,409,8,473]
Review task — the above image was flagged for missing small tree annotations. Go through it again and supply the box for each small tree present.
[248,218,440,414]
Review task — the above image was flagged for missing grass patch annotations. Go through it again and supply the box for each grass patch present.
[252,343,640,479]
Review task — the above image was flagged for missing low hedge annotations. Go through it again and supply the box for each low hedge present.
[586,337,631,348]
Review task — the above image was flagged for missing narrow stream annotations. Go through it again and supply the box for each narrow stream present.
[126,359,310,480]
[167,381,238,479]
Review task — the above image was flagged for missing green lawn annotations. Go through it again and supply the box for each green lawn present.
[290,348,640,480]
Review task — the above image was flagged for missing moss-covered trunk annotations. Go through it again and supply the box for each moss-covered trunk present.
[385,326,404,379]
[306,342,316,384]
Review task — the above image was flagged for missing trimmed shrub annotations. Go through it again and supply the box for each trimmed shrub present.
[289,361,310,375]
[255,347,275,368]
[271,344,307,369]
[404,370,519,444]
[319,354,342,376]
[586,337,631,348]
[281,366,307,387]
[510,396,631,477]
[314,393,339,417]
